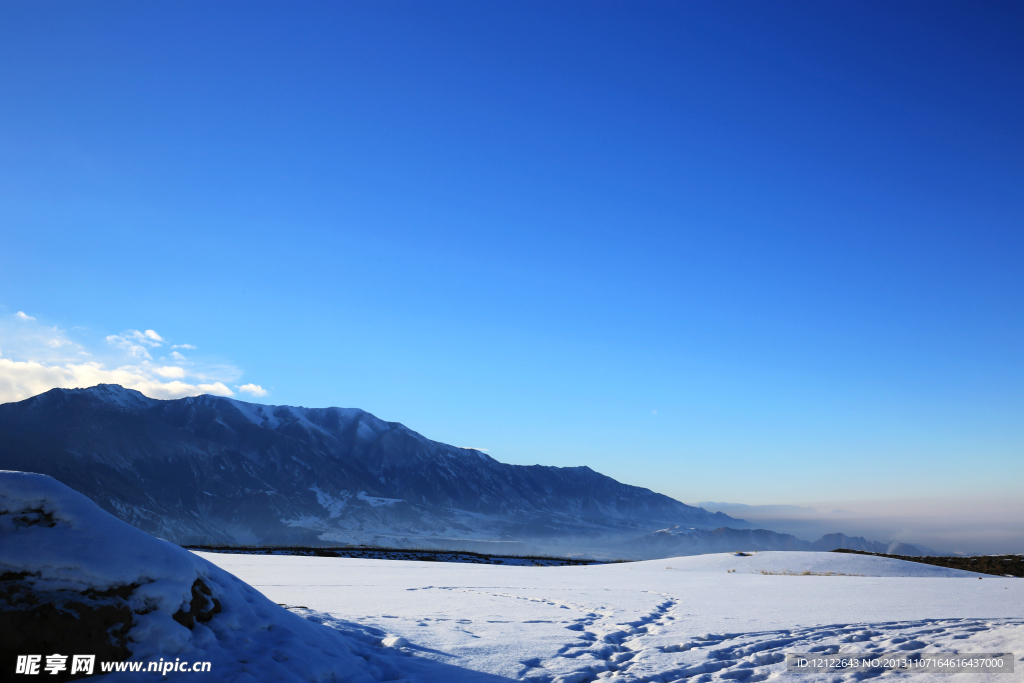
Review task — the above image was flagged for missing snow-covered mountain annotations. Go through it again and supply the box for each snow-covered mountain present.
[0,385,745,554]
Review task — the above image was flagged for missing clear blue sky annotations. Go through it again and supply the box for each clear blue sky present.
[1,1,1021,508]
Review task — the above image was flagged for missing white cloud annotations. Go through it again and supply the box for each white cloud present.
[113,330,164,348]
[0,359,235,403]
[105,329,165,360]
[153,366,187,379]
[459,446,489,452]
[106,336,151,360]
[238,383,269,397]
[196,382,234,396]
[172,344,197,350]
[0,312,259,404]
[0,317,84,362]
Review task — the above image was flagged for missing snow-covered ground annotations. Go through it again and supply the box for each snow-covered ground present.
[3,470,1021,683]
[202,551,1024,683]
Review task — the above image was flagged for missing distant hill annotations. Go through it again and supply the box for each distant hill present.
[625,526,932,559]
[695,501,946,556]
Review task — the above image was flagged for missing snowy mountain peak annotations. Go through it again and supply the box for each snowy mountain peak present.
[42,383,157,410]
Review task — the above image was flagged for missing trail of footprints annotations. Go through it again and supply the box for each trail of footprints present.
[515,591,679,683]
[509,593,1023,683]
[313,587,1021,683]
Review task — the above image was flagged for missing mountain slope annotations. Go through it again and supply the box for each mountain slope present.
[0,385,742,553]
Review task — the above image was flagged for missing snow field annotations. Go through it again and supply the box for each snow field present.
[203,552,1024,683]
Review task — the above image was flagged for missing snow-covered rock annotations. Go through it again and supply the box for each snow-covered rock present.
[0,470,413,681]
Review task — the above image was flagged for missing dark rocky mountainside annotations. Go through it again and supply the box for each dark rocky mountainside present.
[0,385,743,554]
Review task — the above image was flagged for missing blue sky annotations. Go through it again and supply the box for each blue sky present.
[1,1,1021,512]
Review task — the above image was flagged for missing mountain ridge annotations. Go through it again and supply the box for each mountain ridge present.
[0,385,743,555]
